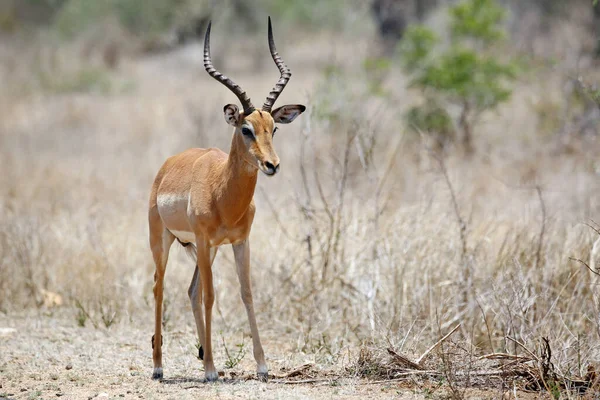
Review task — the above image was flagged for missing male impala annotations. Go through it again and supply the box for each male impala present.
[148,18,305,382]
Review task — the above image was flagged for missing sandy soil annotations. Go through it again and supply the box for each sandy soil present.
[0,313,542,400]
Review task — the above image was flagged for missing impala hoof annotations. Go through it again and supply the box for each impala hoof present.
[152,368,163,380]
[258,372,268,382]
[205,370,219,382]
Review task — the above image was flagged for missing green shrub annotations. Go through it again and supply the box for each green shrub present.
[398,0,519,153]
[52,0,193,38]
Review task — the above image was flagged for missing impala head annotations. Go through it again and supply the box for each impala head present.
[204,17,306,176]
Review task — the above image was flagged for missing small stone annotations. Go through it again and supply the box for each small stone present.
[98,393,109,398]
[56,393,64,397]
[65,364,73,370]
[120,395,125,397]
[20,388,27,392]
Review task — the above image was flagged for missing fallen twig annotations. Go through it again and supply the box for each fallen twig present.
[271,364,313,379]
[387,348,425,370]
[271,378,330,385]
[477,353,532,362]
[506,336,541,364]
[416,323,461,365]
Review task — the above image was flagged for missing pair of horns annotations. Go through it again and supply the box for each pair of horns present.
[203,17,291,115]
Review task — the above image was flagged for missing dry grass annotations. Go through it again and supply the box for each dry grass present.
[1,12,600,398]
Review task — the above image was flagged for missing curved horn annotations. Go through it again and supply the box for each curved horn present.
[262,17,292,113]
[204,21,255,115]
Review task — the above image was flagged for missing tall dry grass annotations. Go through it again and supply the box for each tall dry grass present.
[0,10,599,393]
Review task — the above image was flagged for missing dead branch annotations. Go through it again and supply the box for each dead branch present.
[435,155,467,261]
[271,378,329,384]
[386,348,425,370]
[478,353,532,362]
[583,222,600,237]
[534,186,546,270]
[271,364,314,379]
[570,257,600,277]
[416,323,461,365]
[506,337,542,364]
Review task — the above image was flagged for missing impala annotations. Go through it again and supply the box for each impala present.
[148,18,305,382]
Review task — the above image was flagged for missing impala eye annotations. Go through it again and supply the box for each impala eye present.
[241,127,253,137]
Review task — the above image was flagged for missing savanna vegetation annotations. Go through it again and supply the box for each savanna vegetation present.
[1,0,599,398]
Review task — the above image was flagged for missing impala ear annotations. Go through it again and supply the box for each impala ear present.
[271,104,306,124]
[223,104,240,126]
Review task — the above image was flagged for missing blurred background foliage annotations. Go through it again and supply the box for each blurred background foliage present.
[0,0,598,144]
[399,0,519,153]
[0,0,357,37]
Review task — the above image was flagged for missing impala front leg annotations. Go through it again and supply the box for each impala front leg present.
[196,239,218,382]
[232,239,268,381]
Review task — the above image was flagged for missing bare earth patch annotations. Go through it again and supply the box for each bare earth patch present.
[0,313,548,400]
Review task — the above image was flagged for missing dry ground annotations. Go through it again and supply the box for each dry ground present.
[1,12,600,400]
[1,312,546,399]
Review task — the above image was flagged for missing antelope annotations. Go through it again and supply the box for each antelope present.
[148,18,305,382]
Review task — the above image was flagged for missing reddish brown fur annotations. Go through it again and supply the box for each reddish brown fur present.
[147,107,303,382]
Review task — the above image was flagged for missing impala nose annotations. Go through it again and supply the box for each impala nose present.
[264,161,279,175]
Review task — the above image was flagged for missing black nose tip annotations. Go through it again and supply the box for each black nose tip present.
[264,161,279,175]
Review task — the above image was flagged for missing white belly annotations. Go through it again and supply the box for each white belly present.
[170,230,196,244]
[169,230,233,247]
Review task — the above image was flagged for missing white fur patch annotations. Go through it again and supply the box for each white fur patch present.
[170,230,196,244]
[157,193,188,216]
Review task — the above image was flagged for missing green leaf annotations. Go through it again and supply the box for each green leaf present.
[450,0,506,44]
[397,26,438,71]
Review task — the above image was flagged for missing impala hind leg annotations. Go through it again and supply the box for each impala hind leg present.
[149,214,175,380]
[232,240,268,381]
[188,247,217,363]
[195,240,218,381]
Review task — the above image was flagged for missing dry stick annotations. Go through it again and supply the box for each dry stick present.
[583,221,600,237]
[477,353,532,362]
[435,155,467,261]
[374,136,405,228]
[313,155,334,283]
[433,153,470,311]
[416,323,462,365]
[270,363,313,379]
[534,186,546,270]
[386,323,461,372]
[506,336,551,393]
[570,257,600,277]
[271,378,329,385]
[475,295,494,353]
[387,348,425,370]
[363,370,523,385]
[505,337,541,363]
[330,131,355,276]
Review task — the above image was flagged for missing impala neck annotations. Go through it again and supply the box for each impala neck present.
[222,131,258,220]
